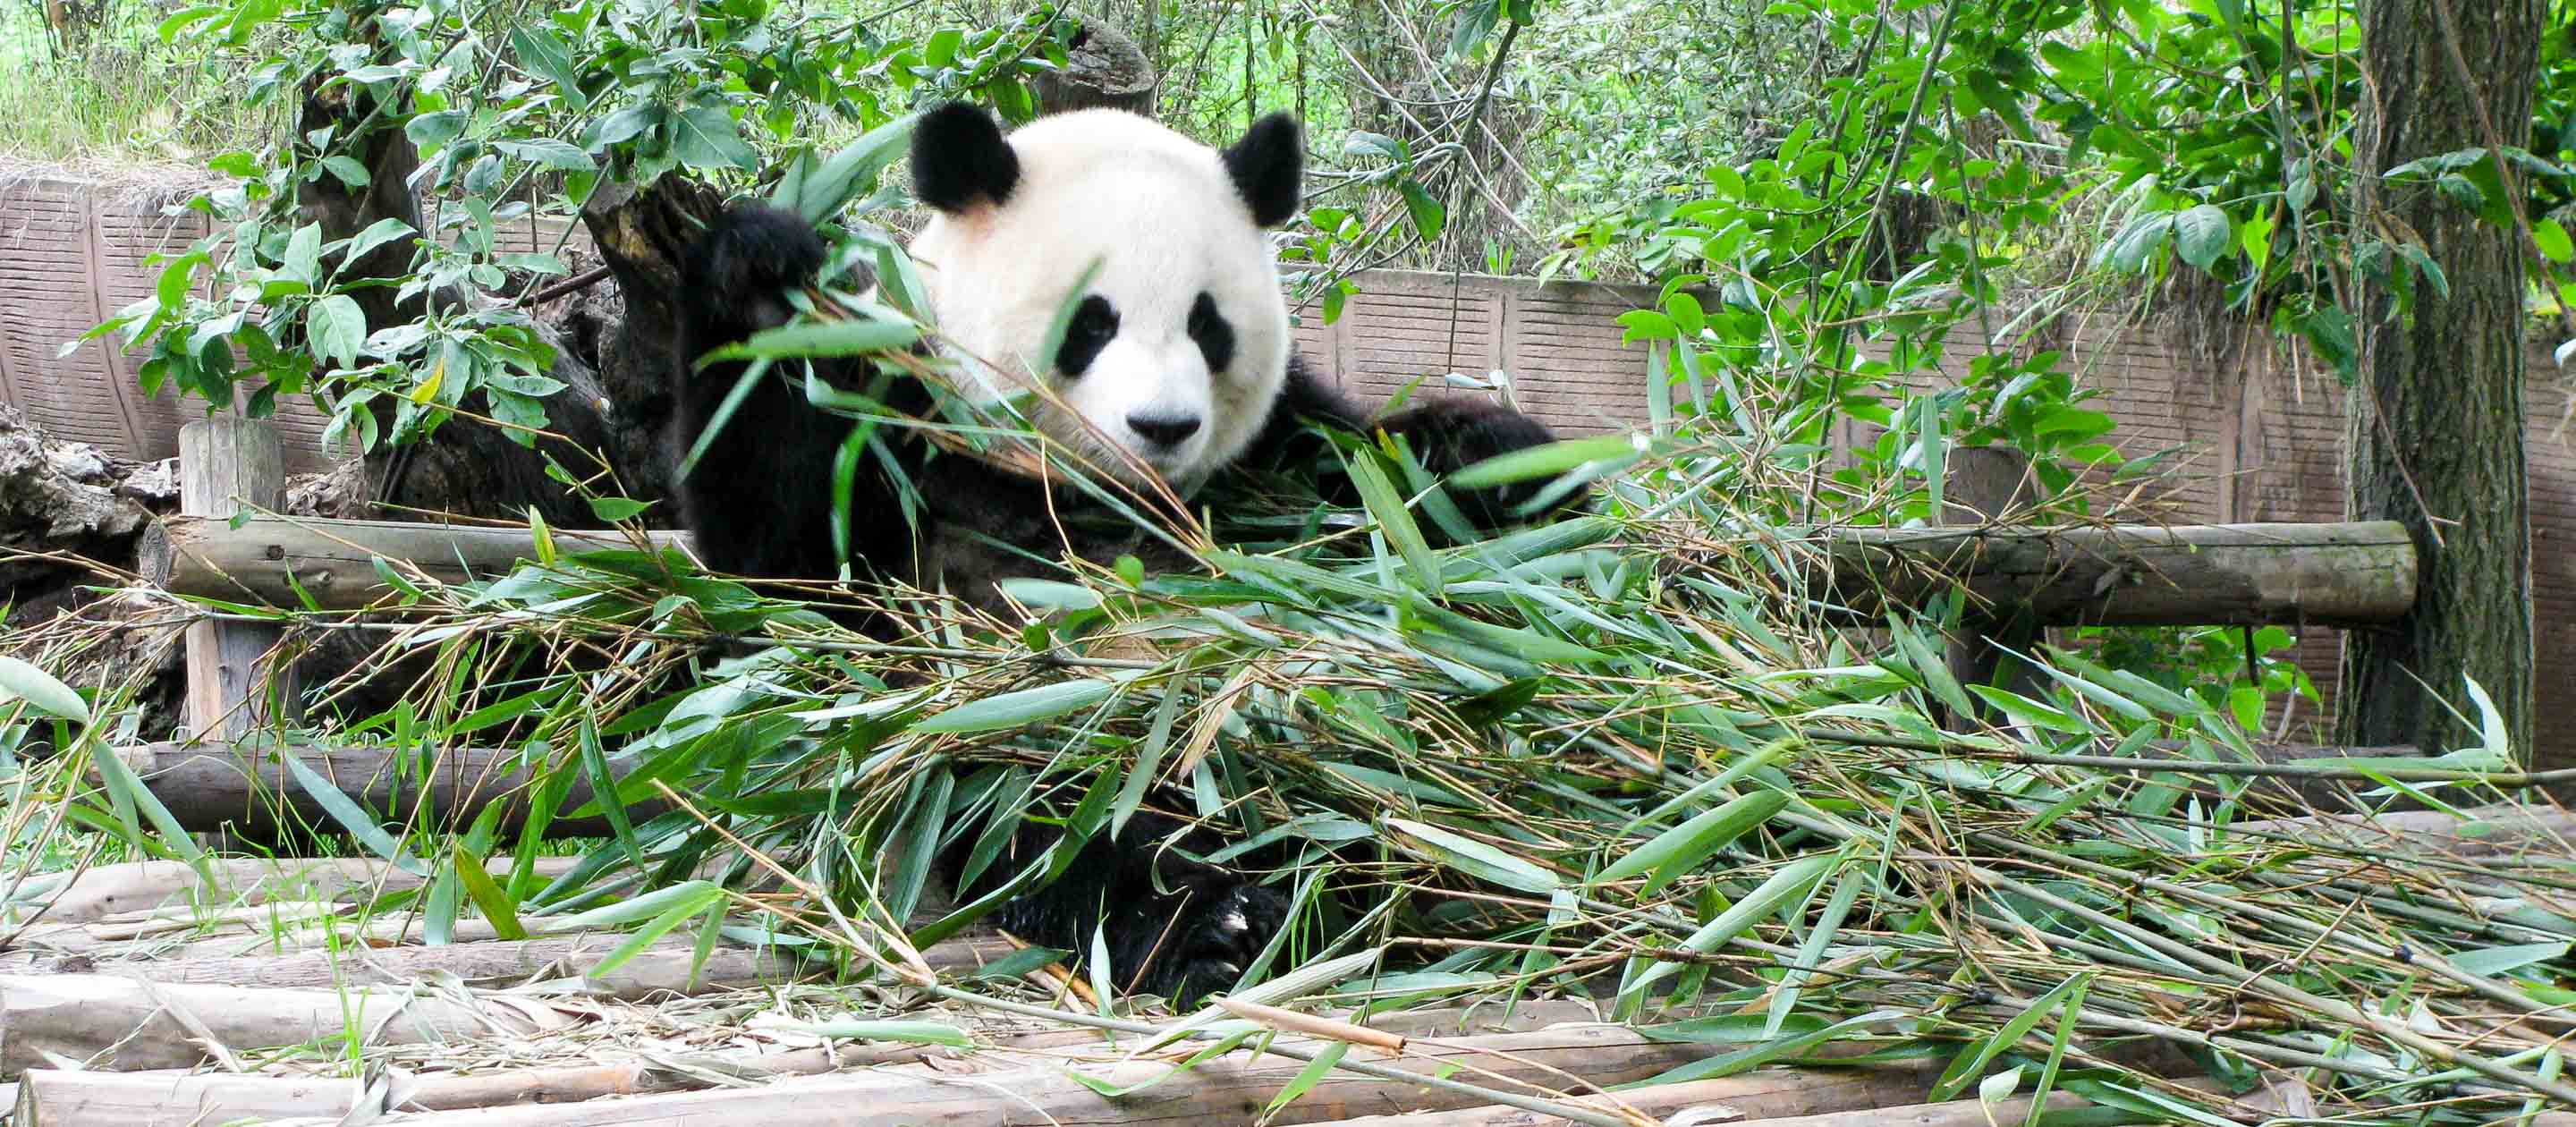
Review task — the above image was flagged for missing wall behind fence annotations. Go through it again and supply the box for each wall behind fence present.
[12,168,2575,760]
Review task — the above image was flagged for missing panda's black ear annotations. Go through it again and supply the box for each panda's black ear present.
[1223,113,1302,227]
[912,101,1019,213]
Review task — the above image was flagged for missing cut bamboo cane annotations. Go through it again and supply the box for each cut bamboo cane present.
[140,513,688,611]
[6,1000,1622,1124]
[369,1025,1927,1126]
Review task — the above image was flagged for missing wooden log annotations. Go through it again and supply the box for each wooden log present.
[1299,1076,2265,1127]
[0,936,809,1001]
[97,741,656,836]
[0,972,559,1078]
[1033,14,1158,116]
[5,999,1611,1124]
[17,856,581,928]
[176,419,293,738]
[1818,519,2416,628]
[372,1025,1922,1126]
[0,936,1022,1080]
[148,513,2416,628]
[17,1071,362,1127]
[140,513,690,612]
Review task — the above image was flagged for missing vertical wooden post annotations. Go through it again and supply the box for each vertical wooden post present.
[1936,445,2043,731]
[180,418,294,741]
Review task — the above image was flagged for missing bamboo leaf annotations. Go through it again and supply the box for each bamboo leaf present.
[0,657,89,724]
[1596,790,1787,894]
[1266,1041,1350,1114]
[1386,817,1558,894]
[914,680,1115,734]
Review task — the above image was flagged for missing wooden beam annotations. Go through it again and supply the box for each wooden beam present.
[1817,519,2415,627]
[97,741,657,835]
[176,419,293,737]
[140,514,689,612]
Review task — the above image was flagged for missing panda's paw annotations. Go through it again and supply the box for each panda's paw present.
[1152,882,1289,1005]
[1380,399,1579,528]
[682,205,829,340]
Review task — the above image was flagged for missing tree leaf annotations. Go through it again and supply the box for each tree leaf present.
[2538,219,2574,264]
[344,217,416,265]
[307,294,365,369]
[2173,204,2232,270]
[496,139,596,171]
[672,106,758,173]
[1399,179,1446,241]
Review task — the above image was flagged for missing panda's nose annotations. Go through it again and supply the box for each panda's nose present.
[1128,413,1203,448]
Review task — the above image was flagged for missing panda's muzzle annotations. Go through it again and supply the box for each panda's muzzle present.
[1126,413,1204,450]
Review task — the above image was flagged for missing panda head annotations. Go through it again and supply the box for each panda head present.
[907,101,1302,493]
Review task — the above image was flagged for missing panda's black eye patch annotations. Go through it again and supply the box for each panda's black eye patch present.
[1056,295,1119,377]
[1187,292,1234,374]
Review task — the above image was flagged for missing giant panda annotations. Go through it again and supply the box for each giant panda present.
[673,102,1572,1000]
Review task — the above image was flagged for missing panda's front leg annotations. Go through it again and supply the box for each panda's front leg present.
[1267,359,1577,529]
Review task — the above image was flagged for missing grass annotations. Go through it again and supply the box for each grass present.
[0,8,278,165]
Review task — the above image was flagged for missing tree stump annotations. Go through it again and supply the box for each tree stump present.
[1034,15,1158,116]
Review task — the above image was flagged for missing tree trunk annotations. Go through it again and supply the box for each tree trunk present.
[2342,0,2544,761]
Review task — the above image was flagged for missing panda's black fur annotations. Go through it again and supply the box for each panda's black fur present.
[671,103,1571,1001]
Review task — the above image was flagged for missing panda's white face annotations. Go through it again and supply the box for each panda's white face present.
[907,106,1301,494]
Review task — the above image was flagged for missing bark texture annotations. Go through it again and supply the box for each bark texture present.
[2342,0,2546,759]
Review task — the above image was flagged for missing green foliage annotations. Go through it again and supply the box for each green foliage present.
[83,0,1069,451]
